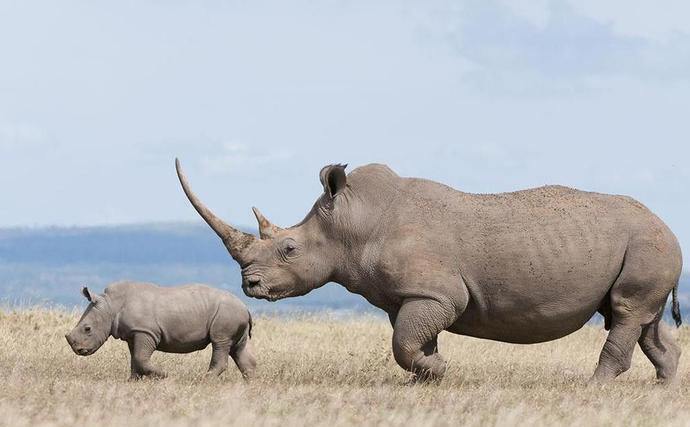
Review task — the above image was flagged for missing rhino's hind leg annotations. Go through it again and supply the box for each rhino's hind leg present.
[207,342,231,376]
[128,333,166,380]
[592,274,675,382]
[592,224,682,384]
[230,338,256,381]
[638,317,681,383]
[592,321,642,382]
[392,298,459,382]
[592,284,647,382]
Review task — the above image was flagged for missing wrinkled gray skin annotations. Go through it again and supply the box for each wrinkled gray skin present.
[176,159,682,383]
[65,282,255,380]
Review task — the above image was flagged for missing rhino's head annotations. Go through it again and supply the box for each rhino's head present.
[176,159,354,301]
[65,287,113,356]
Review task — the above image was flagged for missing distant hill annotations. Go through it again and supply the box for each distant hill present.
[0,224,687,321]
[0,223,236,265]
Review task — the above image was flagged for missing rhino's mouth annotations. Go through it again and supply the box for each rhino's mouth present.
[242,283,270,300]
[242,283,289,302]
[73,347,96,356]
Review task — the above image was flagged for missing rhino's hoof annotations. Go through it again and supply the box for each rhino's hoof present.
[406,372,443,385]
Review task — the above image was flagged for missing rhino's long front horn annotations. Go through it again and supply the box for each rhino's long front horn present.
[175,158,256,260]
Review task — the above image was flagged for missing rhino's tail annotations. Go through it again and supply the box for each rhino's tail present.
[247,310,253,339]
[671,282,682,328]
[230,311,253,353]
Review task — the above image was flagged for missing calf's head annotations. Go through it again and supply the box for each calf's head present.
[176,159,350,301]
[65,287,113,356]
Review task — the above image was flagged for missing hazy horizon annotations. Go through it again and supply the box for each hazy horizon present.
[1,224,687,319]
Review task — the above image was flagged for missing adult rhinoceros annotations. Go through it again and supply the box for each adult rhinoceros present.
[175,159,682,383]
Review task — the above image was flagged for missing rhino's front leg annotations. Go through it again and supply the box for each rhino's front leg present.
[392,298,460,382]
[128,333,166,380]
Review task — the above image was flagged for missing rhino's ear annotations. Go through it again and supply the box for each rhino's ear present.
[81,287,94,302]
[319,164,347,199]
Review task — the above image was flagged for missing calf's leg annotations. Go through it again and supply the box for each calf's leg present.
[231,339,256,381]
[207,342,231,376]
[128,333,166,380]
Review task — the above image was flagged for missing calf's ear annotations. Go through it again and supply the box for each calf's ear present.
[81,287,94,302]
[319,164,348,199]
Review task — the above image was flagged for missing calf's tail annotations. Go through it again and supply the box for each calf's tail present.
[672,282,682,327]
[231,311,253,353]
[247,310,253,338]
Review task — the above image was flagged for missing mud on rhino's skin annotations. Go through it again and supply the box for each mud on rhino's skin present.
[65,281,256,380]
[176,159,682,383]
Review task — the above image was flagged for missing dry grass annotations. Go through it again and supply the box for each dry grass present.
[0,308,688,427]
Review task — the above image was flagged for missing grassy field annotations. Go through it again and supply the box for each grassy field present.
[0,309,688,426]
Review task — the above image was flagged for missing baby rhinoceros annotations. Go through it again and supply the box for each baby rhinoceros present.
[65,281,256,380]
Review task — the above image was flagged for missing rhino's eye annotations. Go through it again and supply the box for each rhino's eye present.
[282,239,298,255]
[84,326,91,333]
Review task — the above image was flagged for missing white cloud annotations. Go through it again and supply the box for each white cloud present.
[491,0,690,42]
[199,142,293,176]
[499,0,551,30]
[420,0,690,95]
[568,0,690,42]
[0,122,50,149]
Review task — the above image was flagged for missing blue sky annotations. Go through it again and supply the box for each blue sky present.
[1,1,689,263]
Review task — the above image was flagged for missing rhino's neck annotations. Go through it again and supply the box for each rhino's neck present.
[329,228,399,313]
[102,293,124,339]
[333,268,398,313]
[326,177,401,304]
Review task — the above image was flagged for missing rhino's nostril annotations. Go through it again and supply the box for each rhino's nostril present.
[247,278,261,287]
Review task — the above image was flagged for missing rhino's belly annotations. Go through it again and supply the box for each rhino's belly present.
[158,337,210,354]
[450,306,598,344]
[157,325,211,353]
[448,277,612,344]
[450,225,626,343]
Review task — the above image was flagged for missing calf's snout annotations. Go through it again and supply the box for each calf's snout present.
[65,333,88,355]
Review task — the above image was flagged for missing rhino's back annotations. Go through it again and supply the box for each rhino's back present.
[396,181,667,268]
[459,184,672,277]
[107,281,240,304]
[394,180,646,258]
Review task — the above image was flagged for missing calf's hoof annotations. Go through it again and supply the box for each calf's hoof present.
[409,371,444,385]
[129,372,167,381]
